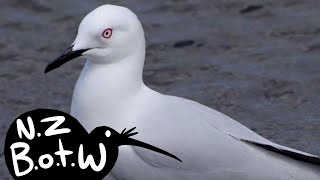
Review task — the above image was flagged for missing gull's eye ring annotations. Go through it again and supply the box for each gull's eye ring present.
[102,28,112,39]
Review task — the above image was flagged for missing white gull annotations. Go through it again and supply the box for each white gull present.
[45,4,320,180]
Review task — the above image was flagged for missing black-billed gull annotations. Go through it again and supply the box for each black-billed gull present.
[45,4,320,180]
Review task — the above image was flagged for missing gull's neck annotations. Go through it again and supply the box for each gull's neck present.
[85,51,145,96]
[71,45,147,131]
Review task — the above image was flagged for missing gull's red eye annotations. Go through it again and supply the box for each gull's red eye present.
[102,28,112,39]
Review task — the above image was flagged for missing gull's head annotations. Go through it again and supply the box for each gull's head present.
[45,5,145,73]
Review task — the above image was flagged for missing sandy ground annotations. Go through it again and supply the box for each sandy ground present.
[0,0,320,178]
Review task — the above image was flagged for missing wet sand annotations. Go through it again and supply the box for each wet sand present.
[0,0,320,178]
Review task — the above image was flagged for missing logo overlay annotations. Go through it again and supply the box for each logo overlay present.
[4,109,181,180]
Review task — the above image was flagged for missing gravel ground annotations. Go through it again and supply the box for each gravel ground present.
[0,0,320,178]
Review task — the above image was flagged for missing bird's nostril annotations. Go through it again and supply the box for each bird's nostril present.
[105,130,111,137]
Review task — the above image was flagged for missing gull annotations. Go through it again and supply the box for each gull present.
[45,4,320,180]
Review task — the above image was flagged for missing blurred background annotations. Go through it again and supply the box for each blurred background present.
[0,0,320,178]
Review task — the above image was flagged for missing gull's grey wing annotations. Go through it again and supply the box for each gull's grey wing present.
[187,98,320,166]
[121,94,319,179]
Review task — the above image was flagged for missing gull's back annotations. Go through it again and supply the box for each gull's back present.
[108,87,320,180]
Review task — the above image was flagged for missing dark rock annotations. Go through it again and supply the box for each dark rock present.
[240,5,264,14]
[173,40,195,48]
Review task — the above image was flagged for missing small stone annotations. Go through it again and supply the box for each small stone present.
[240,5,264,14]
[173,40,195,48]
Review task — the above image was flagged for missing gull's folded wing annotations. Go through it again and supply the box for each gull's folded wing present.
[187,99,320,166]
[237,137,320,165]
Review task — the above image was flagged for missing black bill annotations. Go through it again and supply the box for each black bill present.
[45,45,89,73]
